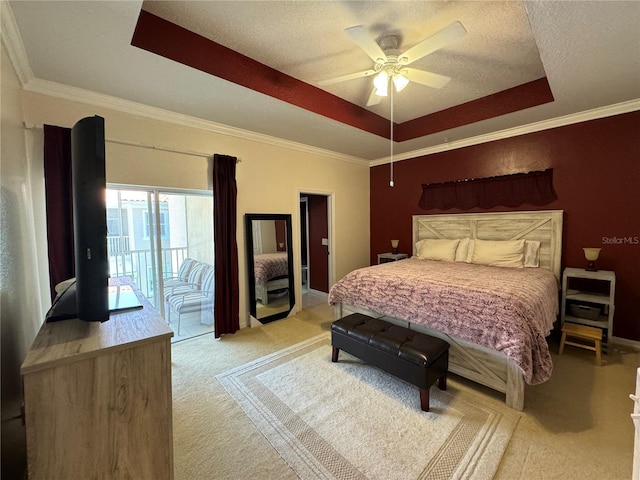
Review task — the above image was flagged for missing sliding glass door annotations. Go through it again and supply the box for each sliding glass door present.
[105,186,214,328]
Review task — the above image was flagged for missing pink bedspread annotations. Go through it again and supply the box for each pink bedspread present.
[328,258,559,384]
[254,252,288,286]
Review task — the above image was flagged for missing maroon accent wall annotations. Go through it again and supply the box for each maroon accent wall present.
[308,195,329,293]
[370,111,640,340]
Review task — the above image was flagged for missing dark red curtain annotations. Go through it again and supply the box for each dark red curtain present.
[43,125,74,300]
[419,168,557,210]
[213,154,240,337]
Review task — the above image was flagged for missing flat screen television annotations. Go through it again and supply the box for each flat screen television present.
[45,115,110,322]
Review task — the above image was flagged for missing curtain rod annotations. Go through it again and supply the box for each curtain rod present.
[23,122,241,162]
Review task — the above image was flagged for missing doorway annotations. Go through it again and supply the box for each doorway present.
[299,193,331,307]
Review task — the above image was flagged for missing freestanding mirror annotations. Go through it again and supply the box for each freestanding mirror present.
[245,214,295,323]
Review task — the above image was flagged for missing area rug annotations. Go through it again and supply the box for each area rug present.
[216,333,520,480]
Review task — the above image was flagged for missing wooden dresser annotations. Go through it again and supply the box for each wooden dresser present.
[21,286,174,479]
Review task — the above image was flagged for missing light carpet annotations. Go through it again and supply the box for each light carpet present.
[216,333,520,480]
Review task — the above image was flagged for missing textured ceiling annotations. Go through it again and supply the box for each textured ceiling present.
[142,0,546,124]
[7,1,640,161]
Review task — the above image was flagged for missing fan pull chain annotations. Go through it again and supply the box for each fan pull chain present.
[389,86,394,187]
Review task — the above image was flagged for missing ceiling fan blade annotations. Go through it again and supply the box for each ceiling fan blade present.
[404,68,451,89]
[345,26,387,63]
[366,87,382,106]
[318,69,377,86]
[401,21,467,65]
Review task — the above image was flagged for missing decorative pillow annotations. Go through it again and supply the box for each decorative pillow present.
[416,239,460,262]
[524,240,541,268]
[454,238,471,262]
[464,240,476,262]
[470,239,525,268]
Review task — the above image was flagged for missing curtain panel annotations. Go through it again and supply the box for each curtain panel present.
[43,125,74,300]
[418,168,557,211]
[212,154,240,337]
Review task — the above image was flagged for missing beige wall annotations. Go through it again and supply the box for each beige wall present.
[21,91,371,327]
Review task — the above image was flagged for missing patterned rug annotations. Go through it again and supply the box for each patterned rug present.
[217,333,520,480]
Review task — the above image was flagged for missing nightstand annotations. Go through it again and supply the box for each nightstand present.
[377,252,409,264]
[561,267,615,352]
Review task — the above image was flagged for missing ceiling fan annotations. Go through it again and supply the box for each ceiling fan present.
[318,22,467,106]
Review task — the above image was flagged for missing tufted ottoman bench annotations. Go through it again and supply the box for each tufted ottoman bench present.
[331,313,450,412]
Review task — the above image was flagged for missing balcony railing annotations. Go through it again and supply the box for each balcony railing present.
[107,235,130,254]
[107,245,188,306]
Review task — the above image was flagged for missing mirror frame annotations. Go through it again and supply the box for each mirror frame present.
[244,213,295,323]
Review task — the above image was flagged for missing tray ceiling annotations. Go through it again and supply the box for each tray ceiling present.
[7,1,640,161]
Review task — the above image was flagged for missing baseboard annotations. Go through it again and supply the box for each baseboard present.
[248,315,262,329]
[611,336,640,351]
[305,288,328,297]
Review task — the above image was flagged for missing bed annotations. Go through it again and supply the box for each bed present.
[254,252,289,305]
[329,210,563,410]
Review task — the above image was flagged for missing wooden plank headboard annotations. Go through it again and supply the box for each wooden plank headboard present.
[412,210,564,281]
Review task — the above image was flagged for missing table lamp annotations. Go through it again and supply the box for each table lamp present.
[583,247,601,271]
[391,239,399,254]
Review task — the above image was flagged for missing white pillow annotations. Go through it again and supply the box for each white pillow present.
[465,239,476,263]
[470,239,525,268]
[455,238,470,262]
[416,239,460,262]
[524,240,541,268]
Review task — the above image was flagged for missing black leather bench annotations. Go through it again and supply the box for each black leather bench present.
[331,313,450,412]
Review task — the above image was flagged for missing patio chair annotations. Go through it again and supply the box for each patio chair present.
[166,264,214,335]
[163,258,196,291]
[163,260,206,302]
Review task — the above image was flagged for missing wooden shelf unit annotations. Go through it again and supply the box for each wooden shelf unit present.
[561,267,615,352]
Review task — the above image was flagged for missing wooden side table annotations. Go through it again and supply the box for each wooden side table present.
[560,267,615,352]
[377,252,409,264]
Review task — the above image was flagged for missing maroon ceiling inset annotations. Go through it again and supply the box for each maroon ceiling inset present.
[397,78,554,141]
[132,10,554,144]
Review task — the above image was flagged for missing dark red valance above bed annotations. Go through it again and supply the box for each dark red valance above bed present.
[418,168,557,210]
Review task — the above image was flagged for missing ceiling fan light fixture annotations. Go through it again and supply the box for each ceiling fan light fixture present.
[373,71,389,96]
[321,23,467,104]
[393,74,409,92]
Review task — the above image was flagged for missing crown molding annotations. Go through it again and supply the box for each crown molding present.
[0,1,364,165]
[4,0,636,169]
[0,0,34,86]
[22,70,639,169]
[22,78,369,166]
[370,99,640,166]
[14,74,640,171]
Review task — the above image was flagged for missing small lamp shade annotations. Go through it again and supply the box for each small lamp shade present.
[391,239,399,254]
[583,247,601,271]
[393,74,409,92]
